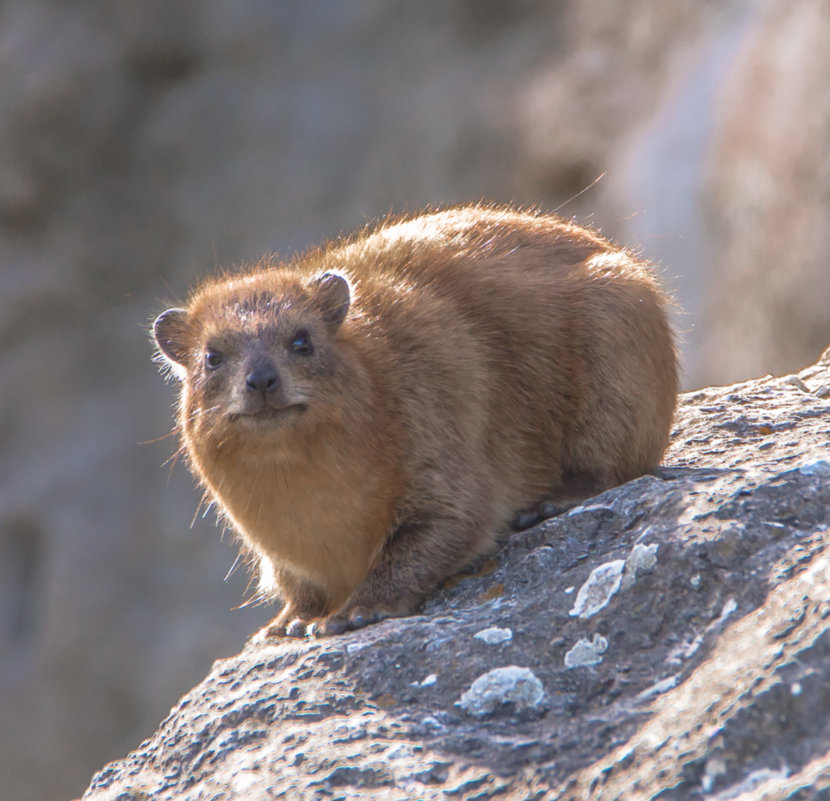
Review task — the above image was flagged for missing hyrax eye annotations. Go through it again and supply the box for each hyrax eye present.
[290,331,314,355]
[204,349,224,370]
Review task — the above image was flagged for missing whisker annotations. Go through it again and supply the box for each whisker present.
[139,428,181,446]
[165,447,188,485]
[191,490,213,528]
[224,553,242,582]
[163,443,186,470]
[551,171,607,214]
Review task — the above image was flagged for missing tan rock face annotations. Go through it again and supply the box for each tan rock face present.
[1,3,828,800]
[700,1,830,384]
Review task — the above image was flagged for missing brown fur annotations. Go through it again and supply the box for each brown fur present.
[153,205,678,636]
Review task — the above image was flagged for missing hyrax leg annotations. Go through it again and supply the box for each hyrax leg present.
[511,470,619,530]
[316,513,489,636]
[511,500,572,530]
[256,569,329,640]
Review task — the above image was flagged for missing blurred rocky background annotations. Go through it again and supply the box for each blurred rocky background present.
[0,2,827,799]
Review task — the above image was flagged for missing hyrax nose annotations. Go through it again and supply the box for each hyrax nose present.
[245,359,280,394]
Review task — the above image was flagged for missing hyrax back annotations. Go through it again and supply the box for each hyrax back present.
[154,205,677,636]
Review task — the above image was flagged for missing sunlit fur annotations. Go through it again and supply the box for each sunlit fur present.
[153,204,678,633]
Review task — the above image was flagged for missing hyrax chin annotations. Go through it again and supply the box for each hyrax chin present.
[153,205,678,638]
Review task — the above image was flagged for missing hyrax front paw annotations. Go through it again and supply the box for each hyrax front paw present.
[313,605,392,637]
[251,611,315,641]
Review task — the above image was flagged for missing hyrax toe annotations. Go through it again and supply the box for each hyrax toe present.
[314,605,393,637]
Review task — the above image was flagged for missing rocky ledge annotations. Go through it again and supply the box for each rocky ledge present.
[83,348,830,801]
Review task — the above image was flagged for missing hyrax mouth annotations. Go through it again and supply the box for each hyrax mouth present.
[227,403,309,424]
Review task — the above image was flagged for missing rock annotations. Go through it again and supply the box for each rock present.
[3,3,830,800]
[698,0,830,385]
[81,350,830,799]
[562,0,830,388]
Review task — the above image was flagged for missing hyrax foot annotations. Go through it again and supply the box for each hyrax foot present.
[251,606,317,641]
[511,500,572,530]
[313,605,393,637]
[284,617,313,638]
[251,617,314,641]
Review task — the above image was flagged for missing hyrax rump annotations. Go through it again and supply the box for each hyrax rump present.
[153,205,678,637]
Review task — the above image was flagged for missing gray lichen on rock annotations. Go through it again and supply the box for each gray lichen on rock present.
[620,542,659,590]
[569,559,625,618]
[473,626,513,645]
[456,665,546,717]
[564,633,609,668]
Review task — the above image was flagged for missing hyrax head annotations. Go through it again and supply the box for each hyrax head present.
[153,270,352,450]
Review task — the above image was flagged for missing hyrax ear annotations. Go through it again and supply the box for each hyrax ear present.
[153,308,191,375]
[313,272,351,332]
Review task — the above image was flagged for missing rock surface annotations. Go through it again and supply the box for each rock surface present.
[82,349,830,800]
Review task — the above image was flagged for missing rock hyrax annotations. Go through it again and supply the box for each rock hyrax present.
[153,205,678,636]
